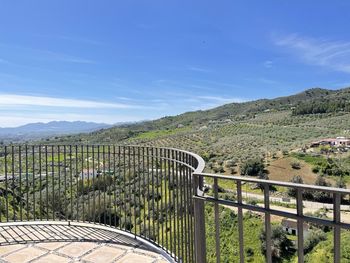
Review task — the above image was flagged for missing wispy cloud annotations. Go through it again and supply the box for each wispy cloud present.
[274,33,350,73]
[41,50,95,64]
[263,60,273,68]
[33,34,105,46]
[197,95,247,103]
[0,43,95,64]
[258,78,279,85]
[0,58,8,63]
[187,66,212,73]
[0,94,145,109]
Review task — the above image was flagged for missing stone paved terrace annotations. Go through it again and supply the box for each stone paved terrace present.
[0,223,170,263]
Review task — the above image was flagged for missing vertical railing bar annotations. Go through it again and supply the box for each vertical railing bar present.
[151,147,156,240]
[87,145,90,223]
[19,145,22,221]
[184,155,189,262]
[156,148,161,246]
[69,145,73,221]
[32,146,35,221]
[193,172,206,263]
[82,145,85,222]
[51,145,55,221]
[168,149,173,255]
[264,184,272,263]
[334,192,341,263]
[142,147,146,239]
[123,146,126,231]
[137,147,142,237]
[180,152,185,262]
[186,155,193,262]
[118,146,122,229]
[103,145,107,225]
[186,154,191,262]
[171,150,179,259]
[75,145,79,222]
[189,156,195,262]
[160,149,165,250]
[133,146,137,236]
[237,180,244,263]
[0,147,1,222]
[98,146,101,224]
[147,147,151,240]
[4,146,8,222]
[45,145,49,221]
[164,148,169,253]
[108,145,112,227]
[175,151,181,261]
[58,146,61,221]
[63,145,67,221]
[39,146,42,221]
[12,146,15,221]
[25,145,29,221]
[92,146,96,224]
[297,188,304,263]
[213,177,220,263]
[113,145,117,227]
[128,146,131,233]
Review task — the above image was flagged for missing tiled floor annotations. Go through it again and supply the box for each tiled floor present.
[0,224,169,263]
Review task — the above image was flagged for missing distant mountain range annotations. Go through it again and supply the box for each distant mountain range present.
[2,87,350,145]
[0,121,112,143]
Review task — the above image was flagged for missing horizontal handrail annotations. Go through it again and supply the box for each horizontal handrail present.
[194,172,350,194]
[193,172,348,263]
[0,145,205,263]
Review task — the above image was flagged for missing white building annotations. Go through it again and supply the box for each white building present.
[281,218,309,237]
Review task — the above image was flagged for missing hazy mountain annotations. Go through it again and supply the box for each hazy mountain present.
[0,121,112,142]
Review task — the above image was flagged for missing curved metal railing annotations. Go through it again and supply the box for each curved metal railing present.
[0,145,205,263]
[2,144,349,263]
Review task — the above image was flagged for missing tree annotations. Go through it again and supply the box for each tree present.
[260,225,294,261]
[313,176,331,202]
[336,177,346,189]
[240,158,265,176]
[287,175,303,197]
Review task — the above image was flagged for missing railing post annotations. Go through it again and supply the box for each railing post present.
[193,173,206,263]
[264,184,272,263]
[334,193,341,263]
[296,188,304,263]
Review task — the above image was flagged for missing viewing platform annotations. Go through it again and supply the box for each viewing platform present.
[0,222,169,263]
[0,145,349,262]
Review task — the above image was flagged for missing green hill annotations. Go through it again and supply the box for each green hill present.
[44,87,350,168]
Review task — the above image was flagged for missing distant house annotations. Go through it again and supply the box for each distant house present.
[310,137,350,148]
[79,169,99,180]
[281,218,309,237]
[79,169,115,180]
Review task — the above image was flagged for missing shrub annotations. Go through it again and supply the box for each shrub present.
[287,175,303,197]
[240,159,265,176]
[291,161,301,169]
[304,228,327,254]
[260,225,294,261]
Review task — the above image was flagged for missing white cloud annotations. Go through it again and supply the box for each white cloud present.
[197,95,247,103]
[187,66,212,73]
[263,60,273,68]
[41,50,95,64]
[275,33,350,73]
[0,94,145,109]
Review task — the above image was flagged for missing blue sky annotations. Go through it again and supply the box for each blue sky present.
[1,1,350,127]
